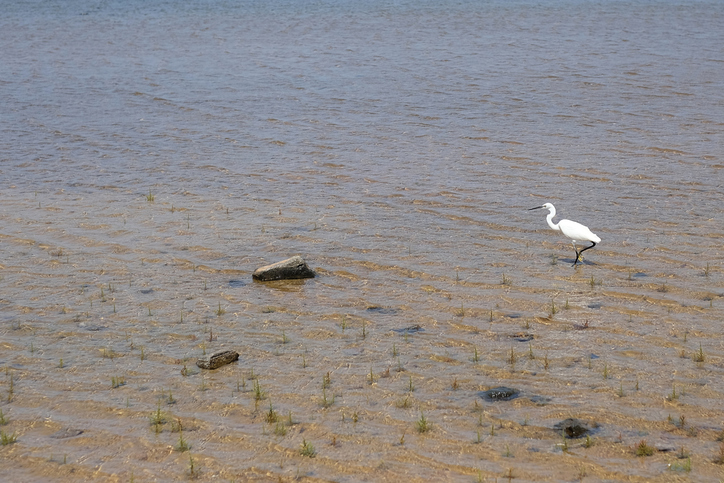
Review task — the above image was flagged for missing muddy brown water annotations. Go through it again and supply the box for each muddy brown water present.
[1,1,723,481]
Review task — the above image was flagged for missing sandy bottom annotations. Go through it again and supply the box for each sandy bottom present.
[1,188,723,482]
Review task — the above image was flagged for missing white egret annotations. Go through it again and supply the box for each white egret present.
[529,203,600,266]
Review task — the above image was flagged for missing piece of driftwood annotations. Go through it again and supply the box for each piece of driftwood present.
[252,256,315,281]
[196,350,239,370]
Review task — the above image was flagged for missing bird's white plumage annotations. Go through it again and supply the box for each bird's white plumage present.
[530,202,600,265]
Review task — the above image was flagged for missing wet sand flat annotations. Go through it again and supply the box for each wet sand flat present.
[1,185,722,482]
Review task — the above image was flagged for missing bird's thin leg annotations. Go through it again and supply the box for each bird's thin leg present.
[572,241,580,266]
[573,242,596,265]
[576,242,597,263]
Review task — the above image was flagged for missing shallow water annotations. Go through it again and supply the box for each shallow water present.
[1,0,723,481]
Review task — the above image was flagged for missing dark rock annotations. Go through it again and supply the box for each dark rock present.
[367,306,399,315]
[391,324,424,334]
[196,350,239,370]
[50,428,84,439]
[554,418,594,438]
[252,256,315,281]
[529,395,551,405]
[510,332,534,342]
[480,387,519,402]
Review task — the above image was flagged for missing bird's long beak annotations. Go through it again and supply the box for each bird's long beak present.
[528,206,543,210]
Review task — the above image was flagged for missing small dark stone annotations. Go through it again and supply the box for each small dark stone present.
[391,325,424,334]
[510,332,534,342]
[196,350,240,370]
[554,418,593,438]
[140,289,154,294]
[480,387,519,402]
[50,428,84,439]
[228,280,246,288]
[529,395,551,405]
[367,306,399,315]
[252,256,315,281]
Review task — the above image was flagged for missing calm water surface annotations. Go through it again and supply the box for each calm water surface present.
[1,1,723,481]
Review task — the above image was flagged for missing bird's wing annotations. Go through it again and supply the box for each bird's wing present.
[558,219,600,243]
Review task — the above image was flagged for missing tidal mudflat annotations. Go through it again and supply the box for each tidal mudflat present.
[1,186,722,482]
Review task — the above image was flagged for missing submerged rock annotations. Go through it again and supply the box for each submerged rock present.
[480,387,520,402]
[391,324,424,334]
[196,350,239,370]
[252,256,315,281]
[554,418,594,438]
[50,428,84,439]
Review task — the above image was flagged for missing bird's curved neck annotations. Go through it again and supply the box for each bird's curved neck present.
[546,209,560,231]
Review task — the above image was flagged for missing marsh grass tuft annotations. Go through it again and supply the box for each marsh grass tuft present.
[0,408,7,425]
[693,343,705,363]
[507,347,516,366]
[188,454,198,478]
[635,439,655,457]
[472,346,479,363]
[0,430,17,445]
[501,273,512,286]
[320,388,335,408]
[265,402,278,423]
[416,412,430,433]
[146,189,154,202]
[677,414,686,428]
[149,403,166,432]
[274,421,287,436]
[253,379,265,401]
[668,384,679,401]
[111,376,126,388]
[176,431,190,452]
[216,302,225,316]
[300,439,316,458]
